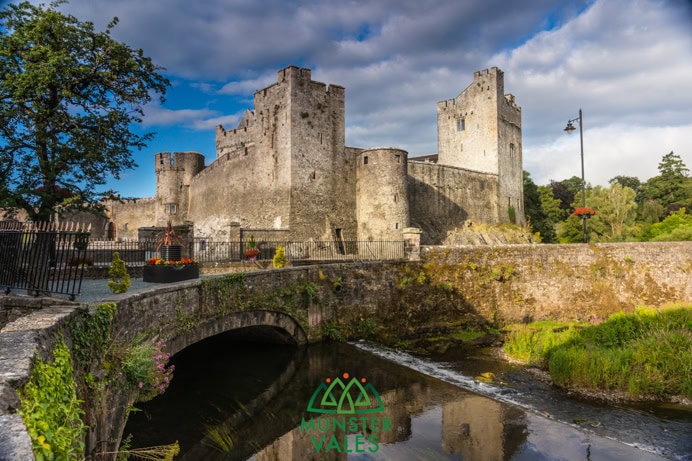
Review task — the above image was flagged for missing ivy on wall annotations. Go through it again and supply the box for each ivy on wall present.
[18,340,86,461]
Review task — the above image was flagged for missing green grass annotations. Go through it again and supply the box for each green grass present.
[453,330,486,341]
[503,305,691,399]
[502,321,585,366]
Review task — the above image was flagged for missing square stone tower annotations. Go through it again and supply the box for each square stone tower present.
[436,67,524,224]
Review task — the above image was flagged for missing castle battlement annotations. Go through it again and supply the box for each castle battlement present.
[473,66,500,80]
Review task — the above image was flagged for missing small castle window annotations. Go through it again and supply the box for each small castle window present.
[395,223,399,230]
[456,118,465,131]
[395,154,400,163]
[311,171,316,180]
[510,143,515,159]
[169,158,174,166]
[165,203,177,215]
[364,156,369,165]
[460,143,463,152]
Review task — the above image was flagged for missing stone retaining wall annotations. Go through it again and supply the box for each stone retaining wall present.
[419,242,691,324]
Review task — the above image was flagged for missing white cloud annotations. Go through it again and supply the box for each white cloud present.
[526,123,692,185]
[493,0,692,184]
[141,105,218,128]
[19,0,692,190]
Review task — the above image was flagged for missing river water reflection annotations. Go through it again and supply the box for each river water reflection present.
[124,334,668,460]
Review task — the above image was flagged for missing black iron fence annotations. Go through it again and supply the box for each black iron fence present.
[193,239,405,263]
[78,238,405,265]
[0,222,91,300]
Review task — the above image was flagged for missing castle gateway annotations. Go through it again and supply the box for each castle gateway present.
[106,66,524,244]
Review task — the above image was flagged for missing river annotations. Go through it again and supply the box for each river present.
[123,333,691,460]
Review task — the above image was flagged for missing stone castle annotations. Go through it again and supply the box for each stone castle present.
[104,65,524,244]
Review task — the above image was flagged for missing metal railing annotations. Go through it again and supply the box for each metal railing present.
[84,240,158,267]
[194,239,405,263]
[0,222,91,300]
[82,238,405,265]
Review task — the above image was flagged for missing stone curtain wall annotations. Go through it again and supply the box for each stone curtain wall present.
[408,161,500,244]
[419,242,692,324]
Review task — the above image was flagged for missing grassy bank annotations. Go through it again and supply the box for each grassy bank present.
[502,304,691,400]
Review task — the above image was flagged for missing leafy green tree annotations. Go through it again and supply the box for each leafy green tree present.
[538,185,566,223]
[609,175,642,203]
[640,199,666,225]
[0,1,169,222]
[557,187,609,243]
[589,184,638,240]
[641,152,692,213]
[523,171,555,242]
[644,208,692,241]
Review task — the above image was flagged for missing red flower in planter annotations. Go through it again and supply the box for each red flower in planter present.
[147,257,198,266]
[245,248,260,259]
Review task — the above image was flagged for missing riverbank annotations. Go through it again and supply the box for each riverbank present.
[499,303,691,404]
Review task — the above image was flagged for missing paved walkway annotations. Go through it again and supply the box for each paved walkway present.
[74,278,153,303]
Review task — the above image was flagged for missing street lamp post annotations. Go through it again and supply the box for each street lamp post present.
[564,109,587,243]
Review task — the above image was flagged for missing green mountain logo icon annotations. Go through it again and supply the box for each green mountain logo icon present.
[307,373,385,415]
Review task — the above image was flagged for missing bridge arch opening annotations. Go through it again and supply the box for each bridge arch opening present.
[167,310,308,357]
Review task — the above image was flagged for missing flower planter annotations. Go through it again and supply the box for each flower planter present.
[143,264,199,283]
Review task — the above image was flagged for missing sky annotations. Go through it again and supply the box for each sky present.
[13,0,692,198]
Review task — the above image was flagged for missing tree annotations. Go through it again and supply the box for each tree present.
[609,175,642,203]
[549,176,585,214]
[589,184,638,241]
[523,171,555,242]
[0,1,169,222]
[641,152,692,213]
[644,208,692,242]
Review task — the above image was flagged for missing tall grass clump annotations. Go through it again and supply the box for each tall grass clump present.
[503,321,582,366]
[505,305,691,399]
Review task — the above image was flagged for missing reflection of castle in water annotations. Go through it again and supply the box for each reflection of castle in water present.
[162,341,527,461]
[254,382,527,461]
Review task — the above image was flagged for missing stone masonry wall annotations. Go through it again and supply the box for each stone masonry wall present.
[286,69,354,240]
[408,161,500,244]
[356,148,409,241]
[419,242,692,324]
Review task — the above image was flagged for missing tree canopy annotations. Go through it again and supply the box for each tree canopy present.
[0,1,169,222]
[640,152,692,212]
[525,152,691,243]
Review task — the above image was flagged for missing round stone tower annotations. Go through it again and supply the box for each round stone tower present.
[154,151,205,226]
[356,148,409,241]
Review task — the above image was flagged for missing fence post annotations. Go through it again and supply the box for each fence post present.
[402,228,422,261]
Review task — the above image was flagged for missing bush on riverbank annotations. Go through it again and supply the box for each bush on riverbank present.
[503,304,691,400]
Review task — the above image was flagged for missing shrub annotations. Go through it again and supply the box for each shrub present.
[121,338,175,402]
[272,246,286,268]
[108,252,130,294]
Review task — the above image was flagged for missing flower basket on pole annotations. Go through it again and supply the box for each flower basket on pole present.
[572,207,597,219]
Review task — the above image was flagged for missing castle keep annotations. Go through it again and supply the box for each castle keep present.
[106,66,524,244]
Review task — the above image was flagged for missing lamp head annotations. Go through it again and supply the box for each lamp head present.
[564,121,576,134]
